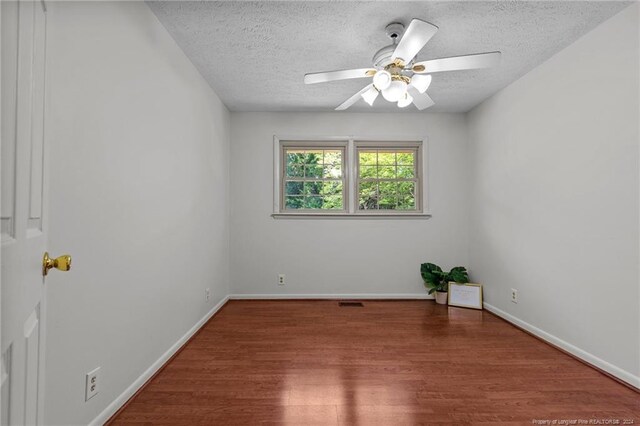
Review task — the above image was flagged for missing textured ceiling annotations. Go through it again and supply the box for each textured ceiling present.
[148,1,629,112]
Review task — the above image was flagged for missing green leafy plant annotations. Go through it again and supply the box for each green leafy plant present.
[420,263,469,294]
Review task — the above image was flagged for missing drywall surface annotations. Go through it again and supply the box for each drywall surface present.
[467,4,639,382]
[229,112,469,297]
[44,2,230,424]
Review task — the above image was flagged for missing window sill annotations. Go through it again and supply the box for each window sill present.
[271,212,432,220]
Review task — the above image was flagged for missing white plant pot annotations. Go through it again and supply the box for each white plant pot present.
[435,291,448,305]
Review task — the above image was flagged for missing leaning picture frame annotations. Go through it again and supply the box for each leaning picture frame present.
[448,282,483,310]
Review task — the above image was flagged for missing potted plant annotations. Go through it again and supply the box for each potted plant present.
[420,263,469,305]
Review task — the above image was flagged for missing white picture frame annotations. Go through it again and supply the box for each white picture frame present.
[448,282,483,310]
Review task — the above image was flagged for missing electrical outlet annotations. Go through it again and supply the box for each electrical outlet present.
[278,274,285,286]
[511,288,518,304]
[85,367,100,401]
[205,288,211,301]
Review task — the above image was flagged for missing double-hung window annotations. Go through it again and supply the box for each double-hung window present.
[275,138,426,217]
[356,143,420,211]
[281,143,346,211]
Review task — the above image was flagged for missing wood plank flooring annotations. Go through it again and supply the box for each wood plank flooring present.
[109,300,639,425]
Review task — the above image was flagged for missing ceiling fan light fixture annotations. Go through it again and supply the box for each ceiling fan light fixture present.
[397,92,413,108]
[409,74,432,94]
[361,86,379,106]
[372,70,392,91]
[304,18,501,112]
[381,80,407,102]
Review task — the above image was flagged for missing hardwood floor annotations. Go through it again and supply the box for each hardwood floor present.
[109,300,639,425]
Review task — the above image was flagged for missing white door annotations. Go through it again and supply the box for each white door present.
[1,1,58,424]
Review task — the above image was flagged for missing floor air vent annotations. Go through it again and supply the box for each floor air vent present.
[339,301,364,307]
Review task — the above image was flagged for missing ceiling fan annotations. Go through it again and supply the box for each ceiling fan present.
[304,19,501,111]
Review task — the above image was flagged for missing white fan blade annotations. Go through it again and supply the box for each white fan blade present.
[335,84,374,111]
[407,86,435,110]
[392,19,438,64]
[413,51,501,74]
[304,68,375,84]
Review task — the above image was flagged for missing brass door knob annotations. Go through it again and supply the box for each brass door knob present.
[43,252,72,276]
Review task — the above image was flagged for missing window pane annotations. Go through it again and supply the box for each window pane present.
[303,151,323,164]
[397,195,415,210]
[397,151,414,165]
[359,151,377,166]
[285,149,308,177]
[378,181,396,194]
[285,181,304,195]
[397,182,416,210]
[323,165,342,179]
[304,164,323,178]
[304,181,322,195]
[378,165,396,179]
[286,164,304,178]
[359,165,377,179]
[320,194,343,210]
[304,196,324,209]
[358,182,378,210]
[398,181,415,194]
[286,151,305,166]
[379,181,397,210]
[378,151,396,165]
[322,181,342,196]
[378,194,397,210]
[285,196,304,209]
[324,150,342,166]
[397,165,414,179]
[286,194,344,210]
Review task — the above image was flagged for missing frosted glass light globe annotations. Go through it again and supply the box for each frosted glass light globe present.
[372,70,392,91]
[381,80,407,102]
[397,92,413,108]
[361,86,379,106]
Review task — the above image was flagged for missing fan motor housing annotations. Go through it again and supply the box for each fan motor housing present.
[372,44,396,68]
[372,22,406,68]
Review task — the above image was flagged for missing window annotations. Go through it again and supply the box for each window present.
[276,138,426,217]
[281,145,346,211]
[357,145,419,211]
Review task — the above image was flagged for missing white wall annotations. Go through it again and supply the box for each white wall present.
[230,112,469,297]
[467,4,639,386]
[44,2,230,424]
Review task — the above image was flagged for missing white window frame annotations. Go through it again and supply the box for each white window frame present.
[273,136,431,219]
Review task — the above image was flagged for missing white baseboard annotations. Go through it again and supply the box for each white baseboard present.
[89,295,230,426]
[228,293,433,300]
[483,302,640,390]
